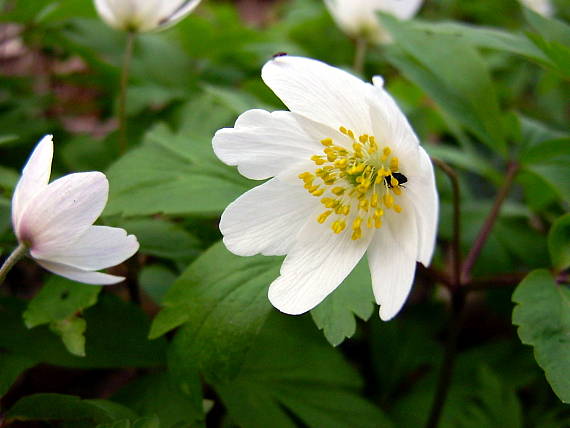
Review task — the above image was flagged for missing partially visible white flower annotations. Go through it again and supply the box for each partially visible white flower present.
[12,135,139,285]
[94,0,202,33]
[519,0,554,17]
[324,0,423,43]
[213,56,438,321]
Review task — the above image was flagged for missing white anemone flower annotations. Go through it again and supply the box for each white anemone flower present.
[324,0,423,43]
[11,135,139,285]
[519,0,554,17]
[213,56,438,321]
[94,0,202,33]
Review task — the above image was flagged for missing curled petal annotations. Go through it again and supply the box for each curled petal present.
[12,135,53,233]
[36,260,125,285]
[32,226,139,270]
[17,172,108,253]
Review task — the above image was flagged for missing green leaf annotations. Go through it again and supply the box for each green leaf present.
[154,242,281,382]
[311,258,375,346]
[139,265,177,305]
[215,314,393,428]
[0,352,37,397]
[6,393,137,425]
[0,296,167,369]
[50,315,87,357]
[97,416,161,428]
[23,276,101,328]
[381,14,506,153]
[548,214,570,271]
[512,270,570,403]
[104,122,251,217]
[113,372,205,428]
[520,138,570,204]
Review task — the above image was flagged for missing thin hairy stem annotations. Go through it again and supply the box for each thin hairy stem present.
[118,31,135,154]
[0,243,28,286]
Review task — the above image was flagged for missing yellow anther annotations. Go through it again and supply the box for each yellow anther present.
[390,176,399,187]
[367,217,373,228]
[318,210,332,224]
[359,134,368,143]
[332,220,346,234]
[334,158,348,169]
[394,204,402,213]
[392,187,402,196]
[352,217,363,230]
[321,138,333,146]
[351,229,362,240]
[312,188,325,197]
[311,155,326,165]
[374,208,384,219]
[390,157,399,171]
[321,197,335,208]
[359,199,369,211]
[298,172,311,180]
[375,218,383,229]
[370,136,376,145]
[371,193,379,207]
[332,187,345,196]
[383,147,391,156]
[383,193,394,208]
[347,129,355,139]
[307,185,319,193]
[339,126,348,135]
[342,205,350,215]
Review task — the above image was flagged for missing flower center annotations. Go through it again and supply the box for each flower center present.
[298,126,406,241]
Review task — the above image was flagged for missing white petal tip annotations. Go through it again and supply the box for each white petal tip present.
[379,305,399,322]
[268,288,311,316]
[372,76,385,87]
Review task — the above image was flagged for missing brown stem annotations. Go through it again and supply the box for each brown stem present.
[460,162,519,284]
[118,31,135,154]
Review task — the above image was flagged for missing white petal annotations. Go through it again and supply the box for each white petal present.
[213,109,328,180]
[220,177,316,256]
[94,0,122,29]
[12,135,54,235]
[368,211,419,321]
[402,147,438,265]
[261,56,375,134]
[17,172,108,253]
[369,76,419,157]
[158,0,202,30]
[371,0,423,20]
[32,226,139,270]
[36,260,125,285]
[268,220,374,315]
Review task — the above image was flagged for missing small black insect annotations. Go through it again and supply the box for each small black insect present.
[384,172,408,188]
[272,52,288,58]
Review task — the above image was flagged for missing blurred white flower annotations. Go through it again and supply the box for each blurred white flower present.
[324,0,423,43]
[94,0,202,33]
[213,56,438,321]
[519,0,554,17]
[12,135,139,285]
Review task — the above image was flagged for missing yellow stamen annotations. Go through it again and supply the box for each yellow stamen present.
[318,210,332,223]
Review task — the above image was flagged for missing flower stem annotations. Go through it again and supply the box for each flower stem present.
[0,243,28,286]
[353,37,367,74]
[460,162,519,284]
[424,289,466,428]
[118,31,135,154]
[432,158,461,289]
